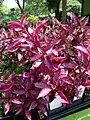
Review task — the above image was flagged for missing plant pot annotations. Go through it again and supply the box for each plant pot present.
[48,104,66,116]
[15,114,26,120]
[83,88,90,101]
[0,113,25,120]
[0,115,13,120]
[46,99,90,120]
[0,109,40,120]
[30,109,40,120]
[66,98,83,109]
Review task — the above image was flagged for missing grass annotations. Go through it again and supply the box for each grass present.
[58,108,90,120]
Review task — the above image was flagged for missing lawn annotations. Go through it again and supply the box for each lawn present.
[58,108,90,120]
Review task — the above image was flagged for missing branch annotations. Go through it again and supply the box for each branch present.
[23,0,25,9]
[15,0,23,13]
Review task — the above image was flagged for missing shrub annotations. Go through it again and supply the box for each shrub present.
[67,0,81,16]
[0,12,90,120]
[27,14,39,24]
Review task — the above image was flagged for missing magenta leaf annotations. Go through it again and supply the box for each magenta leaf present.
[60,75,73,85]
[18,53,23,61]
[0,12,90,118]
[58,91,69,104]
[38,104,47,116]
[37,88,51,99]
[31,61,42,69]
[60,24,69,33]
[4,103,10,115]
[8,21,22,29]
[30,54,42,62]
[51,56,66,63]
[11,99,22,104]
[83,80,90,87]
[44,55,54,70]
[15,108,23,115]
[13,90,25,95]
[80,16,89,26]
[21,12,29,24]
[7,41,22,50]
[0,82,14,92]
[29,101,37,111]
[33,18,49,36]
[74,46,90,57]
[38,99,49,105]
[0,98,6,102]
[63,61,77,69]
[25,110,31,120]
[69,12,78,25]
[34,82,49,89]
[8,72,14,82]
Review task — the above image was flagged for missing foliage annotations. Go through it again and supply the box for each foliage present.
[0,0,8,15]
[67,0,81,16]
[0,12,90,120]
[25,0,49,16]
[47,0,61,11]
[14,0,26,13]
[27,14,39,24]
[0,8,22,26]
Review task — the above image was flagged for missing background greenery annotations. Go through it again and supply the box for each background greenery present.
[0,0,81,24]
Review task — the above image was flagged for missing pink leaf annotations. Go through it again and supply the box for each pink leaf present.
[37,88,51,99]
[61,75,73,85]
[80,16,89,26]
[83,80,90,87]
[29,101,37,111]
[0,98,6,102]
[74,46,90,57]
[31,61,42,69]
[8,72,14,82]
[51,56,66,63]
[18,53,23,61]
[33,18,49,36]
[13,90,25,95]
[34,82,49,89]
[64,61,77,69]
[25,110,31,120]
[21,12,29,24]
[4,103,10,115]
[6,41,22,50]
[30,54,42,62]
[0,82,14,92]
[52,49,59,56]
[8,21,22,29]
[60,24,69,32]
[11,99,22,104]
[44,55,54,70]
[38,104,47,116]
[38,99,49,105]
[58,91,69,104]
[15,108,23,115]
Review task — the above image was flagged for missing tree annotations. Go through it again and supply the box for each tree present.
[47,0,61,20]
[0,0,8,15]
[23,0,25,9]
[47,0,67,21]
[0,0,3,7]
[62,0,67,21]
[67,0,81,16]
[15,0,26,13]
[26,0,48,16]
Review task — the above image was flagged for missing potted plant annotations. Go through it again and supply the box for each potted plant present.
[0,12,90,120]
